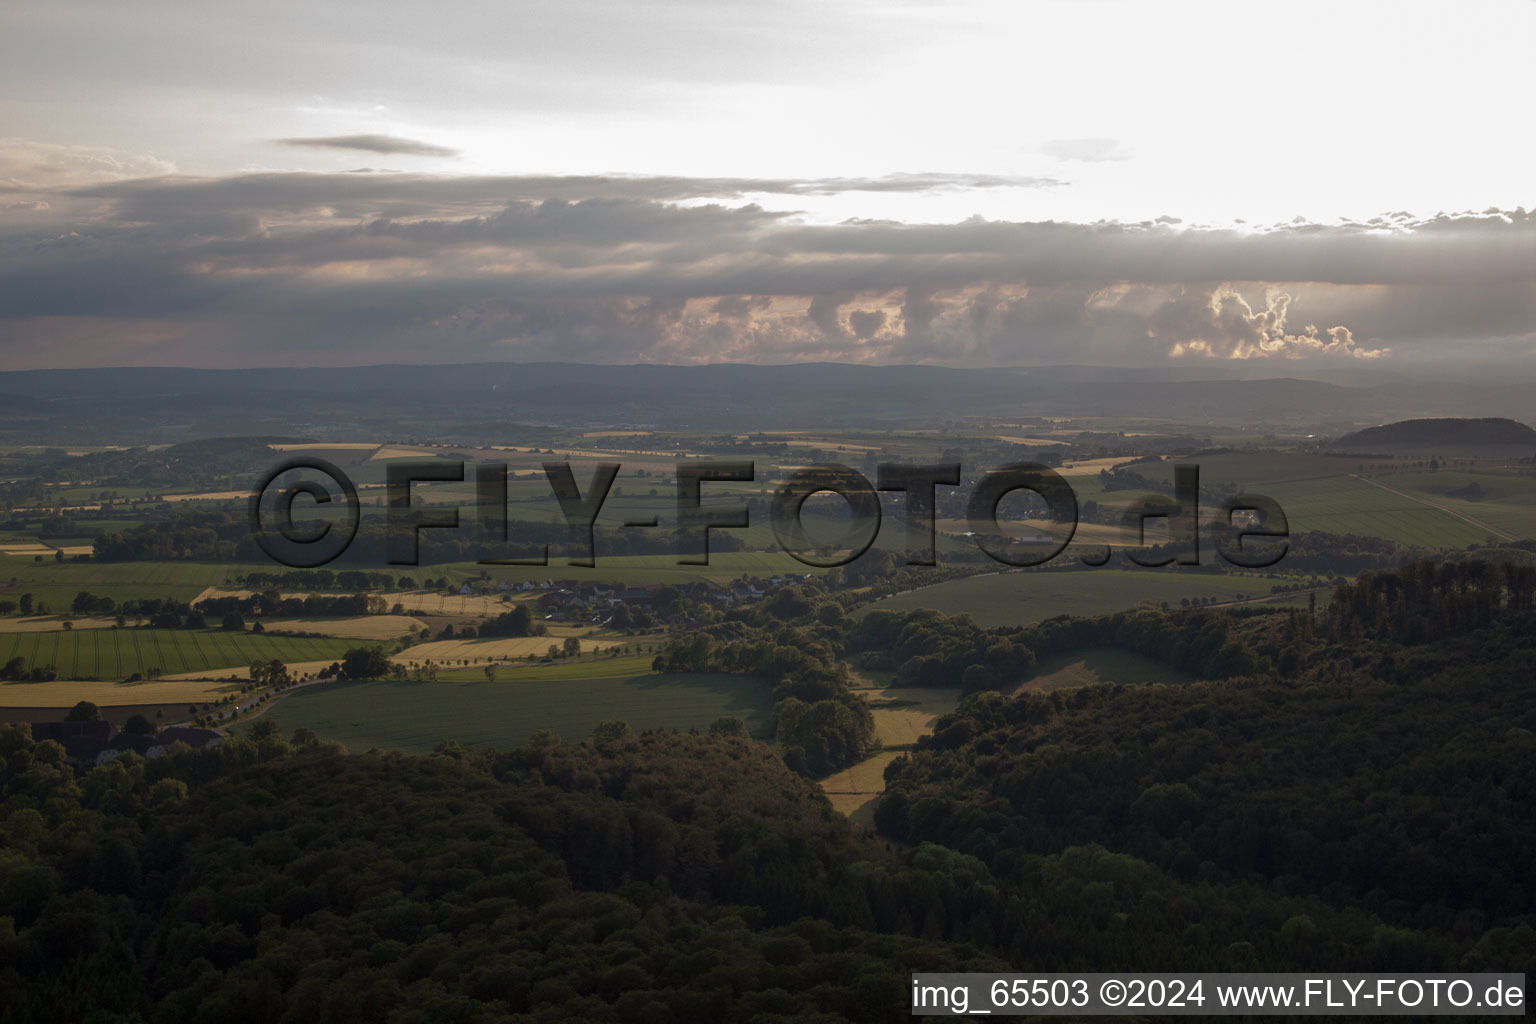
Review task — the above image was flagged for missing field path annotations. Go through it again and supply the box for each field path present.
[1352,474,1516,542]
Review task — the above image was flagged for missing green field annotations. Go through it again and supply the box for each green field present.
[0,561,243,610]
[0,628,359,681]
[861,569,1310,628]
[1367,468,1536,541]
[431,550,825,587]
[1256,475,1491,547]
[249,671,773,753]
[435,653,656,682]
[1126,453,1522,547]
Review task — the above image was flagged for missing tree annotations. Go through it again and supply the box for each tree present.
[64,700,102,722]
[525,727,561,748]
[123,714,155,736]
[592,720,631,742]
[221,611,245,631]
[562,636,582,658]
[250,659,289,689]
[340,647,391,680]
[483,664,498,682]
[19,593,33,616]
[709,716,749,738]
[73,591,102,615]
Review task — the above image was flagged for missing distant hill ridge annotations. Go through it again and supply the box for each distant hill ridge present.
[1333,417,1536,451]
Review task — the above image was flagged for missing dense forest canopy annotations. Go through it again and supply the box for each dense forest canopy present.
[3,562,1532,1020]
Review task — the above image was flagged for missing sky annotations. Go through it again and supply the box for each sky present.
[1,0,1533,373]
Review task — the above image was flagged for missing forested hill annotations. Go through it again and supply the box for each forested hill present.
[1331,416,1536,452]
[880,562,1536,969]
[3,562,1534,1020]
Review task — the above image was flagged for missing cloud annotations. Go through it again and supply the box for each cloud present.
[1,165,1533,371]
[274,134,460,157]
[0,138,175,191]
[1152,287,1387,360]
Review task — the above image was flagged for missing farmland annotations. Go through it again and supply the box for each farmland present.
[393,634,624,666]
[860,568,1304,628]
[253,615,421,640]
[428,551,824,586]
[249,671,774,753]
[0,561,243,609]
[819,648,1206,822]
[434,653,657,682]
[0,628,358,681]
[196,587,529,619]
[1124,452,1525,547]
[0,677,239,709]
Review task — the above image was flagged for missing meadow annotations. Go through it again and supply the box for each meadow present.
[1361,467,1536,541]
[819,646,1207,822]
[0,560,244,610]
[856,686,959,748]
[0,627,358,681]
[1125,452,1525,547]
[860,568,1304,628]
[817,750,902,821]
[248,671,774,753]
[434,653,657,682]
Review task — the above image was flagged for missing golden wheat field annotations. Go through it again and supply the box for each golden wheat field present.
[0,616,118,633]
[391,634,622,665]
[0,678,240,707]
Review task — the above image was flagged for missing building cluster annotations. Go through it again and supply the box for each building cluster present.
[30,719,222,767]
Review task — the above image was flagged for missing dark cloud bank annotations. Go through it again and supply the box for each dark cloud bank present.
[1,165,1533,378]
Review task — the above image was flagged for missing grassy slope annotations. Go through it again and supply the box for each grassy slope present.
[250,671,774,753]
[859,569,1300,628]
